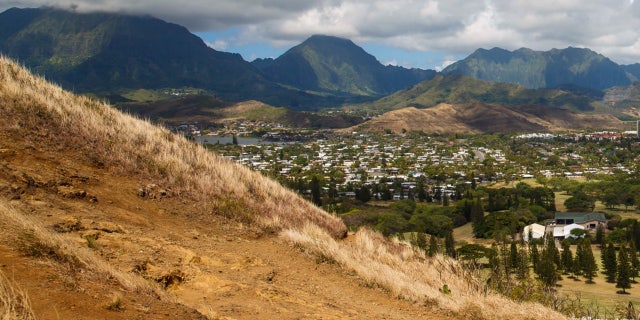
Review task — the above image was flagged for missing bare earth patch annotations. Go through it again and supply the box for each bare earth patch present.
[0,130,447,319]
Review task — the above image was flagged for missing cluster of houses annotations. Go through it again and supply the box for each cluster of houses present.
[230,135,508,194]
[523,212,607,242]
[194,124,637,202]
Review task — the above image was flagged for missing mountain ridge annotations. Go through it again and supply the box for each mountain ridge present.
[0,7,350,109]
[252,34,435,97]
[442,46,636,90]
[360,74,597,113]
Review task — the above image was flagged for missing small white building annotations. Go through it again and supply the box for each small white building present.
[553,223,585,240]
[523,223,545,242]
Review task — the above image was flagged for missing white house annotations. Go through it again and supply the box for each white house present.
[552,223,585,240]
[523,223,545,242]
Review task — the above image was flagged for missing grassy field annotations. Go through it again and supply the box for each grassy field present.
[558,245,640,315]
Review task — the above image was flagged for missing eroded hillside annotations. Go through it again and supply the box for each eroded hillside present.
[351,103,625,134]
[0,56,565,319]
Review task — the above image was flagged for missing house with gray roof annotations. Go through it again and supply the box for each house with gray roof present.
[554,212,606,231]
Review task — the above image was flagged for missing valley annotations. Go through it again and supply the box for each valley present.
[4,4,640,320]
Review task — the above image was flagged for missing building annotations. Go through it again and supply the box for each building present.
[523,223,545,242]
[554,212,607,231]
[552,223,585,240]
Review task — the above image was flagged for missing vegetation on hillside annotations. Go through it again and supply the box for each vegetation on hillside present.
[0,55,573,319]
[0,54,346,238]
[364,74,597,112]
[0,7,348,109]
[442,47,633,90]
[254,35,435,97]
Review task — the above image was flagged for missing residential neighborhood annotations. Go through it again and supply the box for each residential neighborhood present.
[191,121,639,207]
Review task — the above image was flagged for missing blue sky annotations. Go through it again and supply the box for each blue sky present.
[3,0,640,69]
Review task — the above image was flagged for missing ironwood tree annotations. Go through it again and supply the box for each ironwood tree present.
[604,242,618,283]
[537,234,560,287]
[561,240,573,275]
[581,239,598,284]
[617,245,632,294]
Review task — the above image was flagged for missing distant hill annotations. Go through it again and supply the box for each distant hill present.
[623,63,640,79]
[603,81,640,109]
[118,95,365,128]
[351,103,624,134]
[252,35,436,97]
[442,47,635,90]
[0,7,350,109]
[363,74,596,112]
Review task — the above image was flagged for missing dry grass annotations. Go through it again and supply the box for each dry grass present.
[283,225,566,320]
[0,268,35,320]
[0,200,167,299]
[0,55,570,319]
[0,55,345,239]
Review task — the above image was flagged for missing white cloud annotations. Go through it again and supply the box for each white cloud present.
[205,40,228,51]
[435,57,458,72]
[384,59,398,66]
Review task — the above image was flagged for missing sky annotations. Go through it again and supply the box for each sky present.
[2,0,640,70]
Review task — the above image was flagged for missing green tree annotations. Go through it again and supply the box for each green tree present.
[445,231,456,258]
[561,240,573,275]
[310,175,322,207]
[516,244,530,280]
[416,232,427,251]
[530,241,540,272]
[604,242,618,283]
[355,186,371,203]
[581,239,598,284]
[564,190,595,212]
[456,243,487,267]
[510,242,519,271]
[595,224,605,245]
[630,242,640,283]
[376,213,408,236]
[617,245,632,294]
[487,244,505,291]
[537,233,560,287]
[428,235,439,257]
[470,196,484,228]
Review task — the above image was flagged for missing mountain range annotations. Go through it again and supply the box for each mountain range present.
[442,47,638,90]
[2,6,640,132]
[0,7,433,109]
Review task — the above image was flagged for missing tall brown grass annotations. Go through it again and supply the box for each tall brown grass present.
[283,225,567,320]
[0,55,345,239]
[0,267,35,320]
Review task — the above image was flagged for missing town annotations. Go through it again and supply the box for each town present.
[190,121,640,208]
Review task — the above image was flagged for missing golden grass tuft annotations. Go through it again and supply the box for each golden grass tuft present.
[0,268,36,320]
[283,225,567,319]
[0,55,345,239]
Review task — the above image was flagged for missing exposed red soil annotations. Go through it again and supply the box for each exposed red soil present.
[0,127,449,319]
